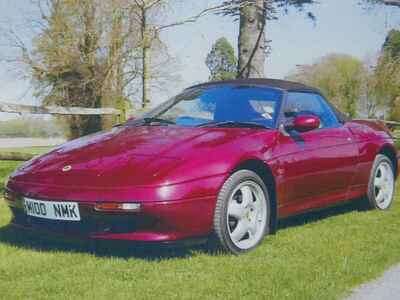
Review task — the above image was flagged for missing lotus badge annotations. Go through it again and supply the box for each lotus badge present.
[62,165,72,172]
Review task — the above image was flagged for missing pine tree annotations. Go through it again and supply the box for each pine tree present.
[206,37,237,81]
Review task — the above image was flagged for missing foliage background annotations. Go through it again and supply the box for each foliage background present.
[0,117,65,138]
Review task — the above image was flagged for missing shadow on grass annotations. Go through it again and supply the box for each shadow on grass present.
[278,198,369,230]
[0,224,207,260]
[0,198,369,260]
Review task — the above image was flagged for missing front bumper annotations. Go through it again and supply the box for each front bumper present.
[5,195,216,242]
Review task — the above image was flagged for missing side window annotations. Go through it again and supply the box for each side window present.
[285,92,340,129]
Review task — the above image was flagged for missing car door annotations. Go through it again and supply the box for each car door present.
[276,92,359,216]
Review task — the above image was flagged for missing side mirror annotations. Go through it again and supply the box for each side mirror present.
[293,115,320,132]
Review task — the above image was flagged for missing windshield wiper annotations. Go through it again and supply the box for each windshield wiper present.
[197,121,270,129]
[143,117,175,125]
[128,117,176,127]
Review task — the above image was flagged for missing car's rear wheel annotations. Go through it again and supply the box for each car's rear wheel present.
[212,170,270,255]
[366,154,395,210]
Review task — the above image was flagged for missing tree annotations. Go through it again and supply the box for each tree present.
[236,0,268,78]
[132,0,250,108]
[126,0,169,109]
[3,0,185,138]
[2,1,250,139]
[115,2,247,110]
[206,37,237,81]
[373,30,400,121]
[221,0,316,78]
[383,29,400,58]
[362,61,380,118]
[3,0,148,139]
[361,0,400,120]
[286,54,365,118]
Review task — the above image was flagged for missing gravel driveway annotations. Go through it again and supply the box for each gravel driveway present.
[347,265,400,300]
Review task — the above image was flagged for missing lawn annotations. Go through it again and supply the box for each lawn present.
[0,146,54,155]
[1,149,400,299]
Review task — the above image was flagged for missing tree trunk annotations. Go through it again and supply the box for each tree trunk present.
[81,0,103,134]
[142,46,151,108]
[102,13,123,129]
[237,0,266,78]
[141,10,151,109]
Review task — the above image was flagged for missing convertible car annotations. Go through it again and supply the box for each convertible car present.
[4,79,399,254]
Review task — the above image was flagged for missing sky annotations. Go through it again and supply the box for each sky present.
[0,0,399,120]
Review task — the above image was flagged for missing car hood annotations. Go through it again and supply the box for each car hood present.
[9,125,273,188]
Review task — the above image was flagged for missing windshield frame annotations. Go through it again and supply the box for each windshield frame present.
[132,84,284,129]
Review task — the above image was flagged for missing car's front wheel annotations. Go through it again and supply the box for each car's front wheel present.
[366,154,395,210]
[212,170,270,255]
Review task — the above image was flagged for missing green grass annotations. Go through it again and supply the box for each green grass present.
[0,146,53,155]
[1,156,400,299]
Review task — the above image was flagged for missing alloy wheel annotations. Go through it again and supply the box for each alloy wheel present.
[226,180,267,250]
[374,161,395,210]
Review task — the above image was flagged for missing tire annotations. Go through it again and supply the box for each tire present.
[366,154,396,210]
[212,170,271,255]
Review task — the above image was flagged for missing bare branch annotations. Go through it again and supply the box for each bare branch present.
[156,2,252,32]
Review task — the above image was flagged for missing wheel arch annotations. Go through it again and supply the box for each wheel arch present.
[231,159,278,234]
[378,144,398,179]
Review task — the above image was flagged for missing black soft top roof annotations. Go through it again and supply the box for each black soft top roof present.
[189,78,321,93]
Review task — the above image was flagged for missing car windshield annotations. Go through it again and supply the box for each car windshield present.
[135,84,283,128]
